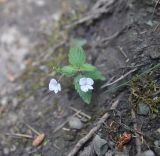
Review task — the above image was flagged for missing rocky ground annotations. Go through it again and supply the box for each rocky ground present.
[0,0,160,156]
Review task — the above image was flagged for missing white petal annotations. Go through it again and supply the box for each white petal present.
[87,85,93,90]
[50,78,57,85]
[57,83,61,91]
[80,85,88,92]
[86,78,94,85]
[54,88,59,94]
[79,78,87,86]
[49,83,57,91]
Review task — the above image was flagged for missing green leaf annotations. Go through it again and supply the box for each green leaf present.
[85,70,106,81]
[80,63,96,72]
[74,75,92,104]
[59,66,77,76]
[69,47,86,67]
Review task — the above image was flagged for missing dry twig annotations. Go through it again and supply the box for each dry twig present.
[5,133,33,139]
[131,108,142,154]
[24,123,41,135]
[101,68,137,89]
[53,111,81,134]
[69,106,91,120]
[67,93,123,156]
[65,0,116,29]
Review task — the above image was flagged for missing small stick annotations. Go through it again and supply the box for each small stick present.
[101,68,137,88]
[152,0,160,18]
[118,46,129,62]
[65,0,116,29]
[67,93,123,156]
[153,23,160,32]
[53,111,81,134]
[131,108,141,154]
[69,106,91,120]
[24,123,41,135]
[5,133,33,139]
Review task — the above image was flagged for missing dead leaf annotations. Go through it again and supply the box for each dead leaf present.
[32,133,45,147]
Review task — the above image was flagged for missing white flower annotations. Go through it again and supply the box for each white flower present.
[79,77,94,92]
[49,79,61,94]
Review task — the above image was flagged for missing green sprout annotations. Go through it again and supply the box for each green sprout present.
[49,47,105,104]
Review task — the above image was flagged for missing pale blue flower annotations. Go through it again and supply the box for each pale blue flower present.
[49,79,61,94]
[79,77,94,92]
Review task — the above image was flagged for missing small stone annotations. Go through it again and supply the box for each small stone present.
[154,140,160,147]
[1,97,9,106]
[146,20,154,27]
[105,150,113,156]
[137,103,150,116]
[3,147,9,155]
[69,117,83,130]
[52,13,60,21]
[136,150,155,156]
[143,150,155,156]
[149,51,160,59]
[157,128,160,133]
[25,146,31,152]
[93,135,108,156]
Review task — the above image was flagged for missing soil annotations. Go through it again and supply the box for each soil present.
[0,0,160,156]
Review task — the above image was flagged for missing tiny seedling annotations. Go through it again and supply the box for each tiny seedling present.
[49,47,105,104]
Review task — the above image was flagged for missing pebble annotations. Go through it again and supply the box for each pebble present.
[136,150,155,156]
[68,117,83,129]
[137,103,150,116]
[157,128,160,133]
[154,140,160,147]
[3,147,9,155]
[149,50,160,59]
[1,97,9,106]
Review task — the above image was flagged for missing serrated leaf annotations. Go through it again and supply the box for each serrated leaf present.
[69,47,86,67]
[59,66,77,76]
[74,75,92,104]
[85,70,106,81]
[80,63,96,72]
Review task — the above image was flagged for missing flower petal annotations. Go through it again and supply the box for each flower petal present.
[87,78,94,85]
[80,85,88,92]
[49,79,61,94]
[49,82,57,91]
[87,85,93,90]
[57,83,61,91]
[50,79,58,85]
[54,88,59,94]
[79,78,87,86]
